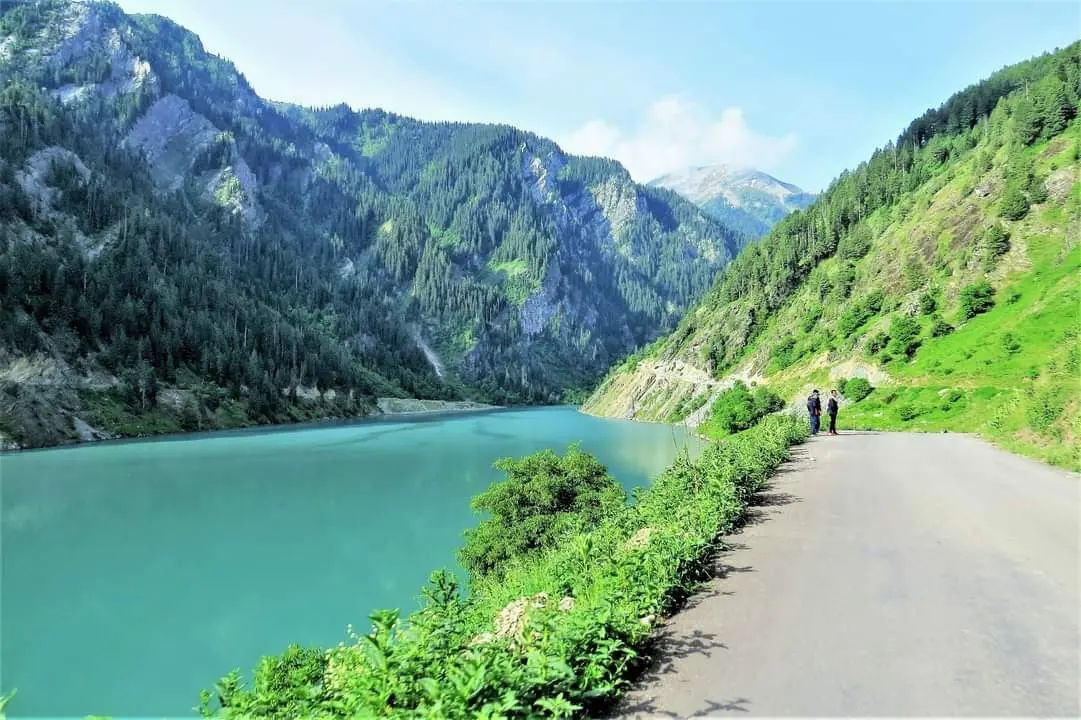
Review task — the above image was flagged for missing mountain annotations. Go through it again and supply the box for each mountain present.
[587,43,1081,469]
[649,165,816,238]
[0,0,742,448]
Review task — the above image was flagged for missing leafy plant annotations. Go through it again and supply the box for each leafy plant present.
[459,446,626,581]
[204,416,809,718]
[897,403,923,421]
[959,281,996,319]
[887,315,922,359]
[841,377,873,402]
[1027,388,1067,433]
[981,224,1011,268]
[930,315,955,337]
[998,183,1030,220]
[699,381,785,438]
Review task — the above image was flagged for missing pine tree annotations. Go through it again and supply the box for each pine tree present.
[999,183,1030,220]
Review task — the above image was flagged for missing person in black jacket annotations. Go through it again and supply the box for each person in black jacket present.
[807,390,822,435]
[827,389,840,435]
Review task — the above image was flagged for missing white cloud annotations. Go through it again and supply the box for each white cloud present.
[561,96,798,182]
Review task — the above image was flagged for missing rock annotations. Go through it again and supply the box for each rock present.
[622,527,655,551]
[124,94,217,191]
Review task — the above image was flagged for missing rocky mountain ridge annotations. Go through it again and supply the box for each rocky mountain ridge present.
[0,0,742,447]
[650,164,816,238]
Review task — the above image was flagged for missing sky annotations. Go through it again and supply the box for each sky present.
[115,0,1080,191]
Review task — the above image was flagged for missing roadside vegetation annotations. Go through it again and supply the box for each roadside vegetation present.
[202,414,807,718]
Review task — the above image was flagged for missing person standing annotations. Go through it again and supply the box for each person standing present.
[806,389,822,435]
[827,389,840,435]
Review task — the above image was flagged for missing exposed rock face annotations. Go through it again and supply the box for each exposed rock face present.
[15,146,91,214]
[375,398,496,414]
[591,176,646,243]
[519,263,562,337]
[124,94,217,190]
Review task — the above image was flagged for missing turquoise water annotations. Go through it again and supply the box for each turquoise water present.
[0,407,700,718]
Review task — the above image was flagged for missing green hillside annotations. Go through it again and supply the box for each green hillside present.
[0,0,741,448]
[586,43,1081,469]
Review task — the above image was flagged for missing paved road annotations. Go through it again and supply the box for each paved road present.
[616,432,1080,717]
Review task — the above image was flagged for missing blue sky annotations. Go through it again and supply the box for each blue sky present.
[116,1,1079,190]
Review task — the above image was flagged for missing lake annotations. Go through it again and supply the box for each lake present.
[0,406,701,718]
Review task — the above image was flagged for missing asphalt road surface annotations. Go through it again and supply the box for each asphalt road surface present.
[616,432,1079,718]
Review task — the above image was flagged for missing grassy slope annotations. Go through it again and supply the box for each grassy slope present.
[587,119,1080,470]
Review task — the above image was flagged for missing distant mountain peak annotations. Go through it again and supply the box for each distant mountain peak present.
[650,164,815,238]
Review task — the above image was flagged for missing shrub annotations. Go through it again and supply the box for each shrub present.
[771,335,798,370]
[700,381,784,437]
[841,377,873,402]
[887,315,922,359]
[897,403,923,421]
[959,281,995,319]
[801,303,823,333]
[1027,388,1067,433]
[459,447,626,581]
[864,290,885,314]
[866,331,890,355]
[838,225,872,260]
[998,183,1030,220]
[981,224,1010,268]
[1026,173,1048,203]
[930,315,955,337]
[204,417,809,719]
[832,263,857,300]
[1001,332,1022,355]
[918,292,937,315]
[939,389,966,411]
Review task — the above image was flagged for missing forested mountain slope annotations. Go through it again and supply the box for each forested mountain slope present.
[0,0,740,448]
[586,43,1081,469]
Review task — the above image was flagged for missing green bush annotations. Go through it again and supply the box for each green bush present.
[771,335,798,370]
[700,381,785,437]
[838,225,872,260]
[1027,388,1067,433]
[939,389,966,411]
[459,447,626,581]
[930,315,955,337]
[918,292,938,315]
[1026,173,1048,203]
[998,183,1030,220]
[841,377,873,402]
[204,416,808,719]
[887,315,922,359]
[897,403,923,421]
[866,331,890,355]
[959,281,996,319]
[981,224,1010,268]
[801,304,823,333]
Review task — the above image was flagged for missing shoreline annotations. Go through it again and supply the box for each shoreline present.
[0,399,512,455]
